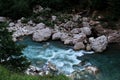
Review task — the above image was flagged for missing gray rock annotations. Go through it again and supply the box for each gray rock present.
[89,35,108,52]
[73,42,85,50]
[80,27,91,35]
[52,15,57,21]
[82,17,88,22]
[73,14,81,21]
[82,22,90,27]
[33,28,52,42]
[73,33,86,44]
[86,44,91,51]
[71,28,81,34]
[52,32,62,40]
[0,17,7,22]
[9,22,15,27]
[35,23,45,30]
[60,33,69,41]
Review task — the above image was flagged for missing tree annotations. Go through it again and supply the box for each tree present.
[0,23,30,72]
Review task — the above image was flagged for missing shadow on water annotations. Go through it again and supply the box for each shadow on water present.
[79,43,120,80]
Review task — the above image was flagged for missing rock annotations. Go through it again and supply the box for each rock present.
[82,17,89,22]
[34,23,45,30]
[52,32,62,40]
[28,20,34,25]
[9,22,15,27]
[108,31,120,43]
[71,28,81,34]
[52,16,57,21]
[73,42,85,50]
[64,38,73,45]
[72,14,81,21]
[89,20,100,26]
[0,17,7,22]
[89,35,108,52]
[80,27,91,35]
[86,44,91,51]
[82,22,90,27]
[64,21,75,29]
[33,28,52,42]
[33,5,43,13]
[85,66,99,75]
[73,33,86,44]
[60,33,69,41]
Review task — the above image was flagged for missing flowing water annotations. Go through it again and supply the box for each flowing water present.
[18,37,120,80]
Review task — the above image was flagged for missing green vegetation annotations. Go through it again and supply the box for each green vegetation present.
[0,23,30,72]
[0,65,70,80]
[0,0,120,21]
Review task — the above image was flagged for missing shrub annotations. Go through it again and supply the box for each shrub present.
[0,23,30,72]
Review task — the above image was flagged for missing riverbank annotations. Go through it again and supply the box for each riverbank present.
[6,5,120,53]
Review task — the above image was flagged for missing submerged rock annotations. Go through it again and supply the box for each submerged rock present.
[85,66,99,75]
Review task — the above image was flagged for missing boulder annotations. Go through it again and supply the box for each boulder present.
[64,38,73,45]
[82,17,89,22]
[73,42,85,50]
[70,28,81,34]
[33,28,52,42]
[72,14,81,21]
[34,23,45,30]
[60,33,69,41]
[89,35,108,52]
[72,33,86,44]
[86,44,91,51]
[9,22,15,27]
[108,31,120,43]
[52,15,57,21]
[0,17,7,22]
[80,27,91,35]
[85,66,99,75]
[52,32,62,40]
[82,22,90,27]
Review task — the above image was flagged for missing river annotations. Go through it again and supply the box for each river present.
[18,36,120,80]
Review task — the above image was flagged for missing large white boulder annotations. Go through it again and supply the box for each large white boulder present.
[33,28,52,42]
[89,35,108,52]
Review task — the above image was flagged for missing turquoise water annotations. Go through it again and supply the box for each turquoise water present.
[18,37,94,74]
[18,37,120,80]
[80,44,120,80]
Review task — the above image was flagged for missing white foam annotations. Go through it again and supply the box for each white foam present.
[23,42,94,74]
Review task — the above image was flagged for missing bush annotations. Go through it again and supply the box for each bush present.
[0,0,32,19]
[0,23,30,72]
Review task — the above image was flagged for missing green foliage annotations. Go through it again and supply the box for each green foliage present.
[0,65,70,80]
[0,0,32,19]
[0,23,30,72]
[107,0,120,20]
